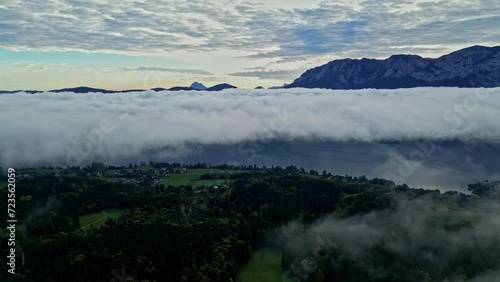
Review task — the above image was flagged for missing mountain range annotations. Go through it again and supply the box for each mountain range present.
[286,45,500,89]
[2,45,500,93]
[0,83,237,94]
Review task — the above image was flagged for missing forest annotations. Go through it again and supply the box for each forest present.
[0,163,499,281]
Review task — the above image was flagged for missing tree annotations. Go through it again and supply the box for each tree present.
[468,181,497,196]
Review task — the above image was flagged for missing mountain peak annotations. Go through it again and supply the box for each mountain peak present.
[190,82,207,90]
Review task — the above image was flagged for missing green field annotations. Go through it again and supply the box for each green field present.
[237,249,283,282]
[79,209,125,229]
[158,169,240,188]
[0,181,7,189]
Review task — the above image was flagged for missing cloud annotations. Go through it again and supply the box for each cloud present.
[471,270,500,282]
[9,61,73,71]
[278,196,500,281]
[1,0,499,59]
[1,87,500,169]
[229,68,302,79]
[120,66,214,75]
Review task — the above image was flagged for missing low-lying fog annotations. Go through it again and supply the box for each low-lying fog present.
[1,87,499,191]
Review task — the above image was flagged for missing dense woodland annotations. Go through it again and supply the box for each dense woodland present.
[0,163,499,281]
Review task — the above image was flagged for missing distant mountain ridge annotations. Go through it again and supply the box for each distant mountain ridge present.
[0,83,237,94]
[206,83,237,91]
[0,89,42,94]
[286,45,500,89]
[50,87,122,94]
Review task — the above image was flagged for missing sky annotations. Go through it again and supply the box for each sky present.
[1,0,500,90]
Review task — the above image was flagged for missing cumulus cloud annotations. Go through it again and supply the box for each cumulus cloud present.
[1,87,500,169]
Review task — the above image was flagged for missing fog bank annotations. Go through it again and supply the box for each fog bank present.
[1,87,499,190]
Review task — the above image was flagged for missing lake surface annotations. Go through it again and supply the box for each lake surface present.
[137,139,500,192]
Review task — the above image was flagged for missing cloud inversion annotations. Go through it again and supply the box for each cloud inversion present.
[1,87,500,169]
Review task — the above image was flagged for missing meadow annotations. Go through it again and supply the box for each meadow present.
[158,168,241,188]
[79,209,125,229]
[237,249,283,282]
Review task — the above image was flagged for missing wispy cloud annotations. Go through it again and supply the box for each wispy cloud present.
[229,68,302,79]
[10,61,73,71]
[120,66,214,75]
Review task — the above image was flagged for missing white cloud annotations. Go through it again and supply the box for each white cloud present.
[1,87,500,170]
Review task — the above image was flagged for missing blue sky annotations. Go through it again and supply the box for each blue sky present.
[1,0,499,90]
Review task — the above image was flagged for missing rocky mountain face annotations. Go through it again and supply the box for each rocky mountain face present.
[286,46,500,89]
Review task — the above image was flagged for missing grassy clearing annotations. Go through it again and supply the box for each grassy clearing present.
[158,169,240,188]
[79,213,104,227]
[105,209,125,218]
[79,209,125,229]
[237,249,283,282]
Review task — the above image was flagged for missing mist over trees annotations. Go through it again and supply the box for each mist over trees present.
[280,196,500,281]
